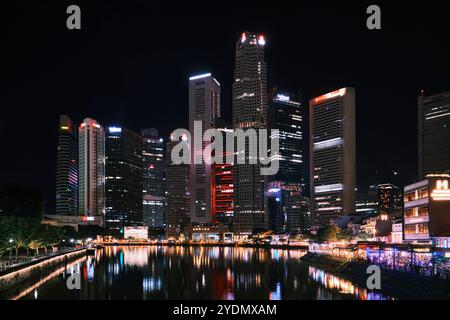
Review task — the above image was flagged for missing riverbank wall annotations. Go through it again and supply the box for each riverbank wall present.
[100,242,309,250]
[301,252,450,300]
[0,248,87,293]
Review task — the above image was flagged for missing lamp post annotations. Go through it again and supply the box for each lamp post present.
[9,239,14,263]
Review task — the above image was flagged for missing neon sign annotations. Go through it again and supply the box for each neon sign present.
[431,180,450,201]
[313,88,347,104]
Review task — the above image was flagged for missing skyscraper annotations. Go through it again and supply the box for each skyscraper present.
[369,183,403,214]
[310,88,356,228]
[78,118,105,223]
[418,90,450,178]
[142,128,165,228]
[105,126,143,236]
[56,115,78,215]
[268,88,304,185]
[285,191,310,233]
[232,31,268,234]
[189,73,220,224]
[211,119,234,227]
[165,139,190,238]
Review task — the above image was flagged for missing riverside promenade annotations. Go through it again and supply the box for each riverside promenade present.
[301,252,450,300]
[0,247,87,293]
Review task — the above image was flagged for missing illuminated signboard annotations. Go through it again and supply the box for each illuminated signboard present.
[108,126,122,133]
[313,88,347,105]
[431,180,450,201]
[124,226,149,240]
[276,94,290,102]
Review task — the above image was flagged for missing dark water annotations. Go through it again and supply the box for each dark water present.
[3,246,391,300]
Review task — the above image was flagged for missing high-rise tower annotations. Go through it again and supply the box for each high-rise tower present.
[105,126,143,236]
[189,73,220,224]
[142,128,165,228]
[78,118,105,222]
[232,31,268,234]
[309,88,356,228]
[56,115,78,215]
[418,90,450,178]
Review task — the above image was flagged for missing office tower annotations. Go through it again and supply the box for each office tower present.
[403,174,450,247]
[165,139,190,238]
[189,73,220,224]
[268,88,304,185]
[356,192,379,217]
[56,115,78,215]
[142,128,165,228]
[211,119,234,227]
[418,90,450,178]
[232,31,268,234]
[78,118,105,221]
[105,126,143,236]
[267,185,284,233]
[285,191,310,233]
[369,183,403,213]
[309,88,356,228]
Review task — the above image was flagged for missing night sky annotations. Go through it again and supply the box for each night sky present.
[3,1,450,212]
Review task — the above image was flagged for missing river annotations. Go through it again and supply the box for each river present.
[1,246,391,300]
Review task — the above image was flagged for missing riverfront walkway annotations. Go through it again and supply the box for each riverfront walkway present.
[302,253,450,299]
[0,247,85,275]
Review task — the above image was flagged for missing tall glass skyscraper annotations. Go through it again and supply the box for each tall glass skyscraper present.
[188,73,220,224]
[78,118,105,222]
[142,128,165,228]
[165,139,190,238]
[56,115,78,215]
[105,126,143,236]
[418,90,450,178]
[267,89,305,232]
[268,89,304,185]
[232,31,268,234]
[309,88,356,228]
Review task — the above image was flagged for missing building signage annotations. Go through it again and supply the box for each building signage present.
[431,180,450,201]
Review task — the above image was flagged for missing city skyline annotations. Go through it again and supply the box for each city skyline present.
[3,1,450,304]
[3,2,450,214]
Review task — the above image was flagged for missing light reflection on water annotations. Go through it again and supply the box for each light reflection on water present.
[3,246,392,300]
[308,267,391,300]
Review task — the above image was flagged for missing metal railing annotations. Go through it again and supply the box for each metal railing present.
[0,247,82,272]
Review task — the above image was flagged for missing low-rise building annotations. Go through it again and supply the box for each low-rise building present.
[403,174,450,247]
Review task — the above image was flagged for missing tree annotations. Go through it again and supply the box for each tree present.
[337,228,353,242]
[316,225,340,242]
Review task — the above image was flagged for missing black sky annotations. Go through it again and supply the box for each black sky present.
[3,0,450,212]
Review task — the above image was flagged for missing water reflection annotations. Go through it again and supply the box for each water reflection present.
[3,246,392,300]
[308,267,391,300]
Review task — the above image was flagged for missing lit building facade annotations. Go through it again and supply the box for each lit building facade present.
[369,183,403,213]
[189,73,220,224]
[418,91,450,178]
[105,126,143,236]
[403,174,450,247]
[356,192,379,217]
[268,88,304,185]
[232,31,268,234]
[285,192,310,233]
[309,88,356,228]
[78,118,105,224]
[165,139,190,238]
[267,186,284,233]
[211,120,234,228]
[143,195,164,229]
[142,128,165,228]
[56,115,78,215]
